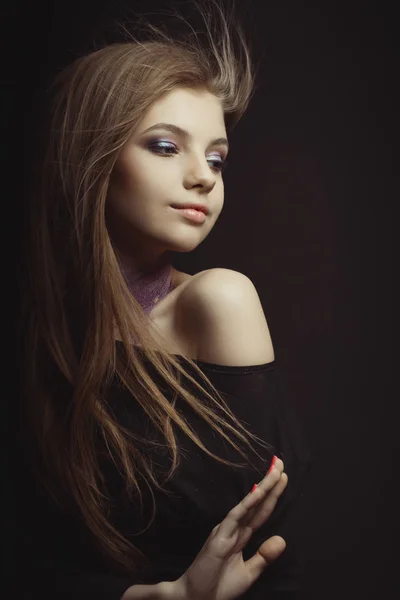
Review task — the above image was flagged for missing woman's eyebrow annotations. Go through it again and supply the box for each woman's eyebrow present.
[140,122,229,150]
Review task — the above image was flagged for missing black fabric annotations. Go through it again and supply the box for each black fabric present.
[16,350,313,600]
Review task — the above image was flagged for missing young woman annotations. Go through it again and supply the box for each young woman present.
[16,2,311,598]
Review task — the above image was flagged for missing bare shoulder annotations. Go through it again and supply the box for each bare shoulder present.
[177,268,275,366]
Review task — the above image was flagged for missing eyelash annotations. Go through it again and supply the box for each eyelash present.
[148,141,228,173]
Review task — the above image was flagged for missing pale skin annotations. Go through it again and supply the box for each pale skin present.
[107,86,227,289]
[173,459,288,600]
[108,87,286,599]
[121,459,287,600]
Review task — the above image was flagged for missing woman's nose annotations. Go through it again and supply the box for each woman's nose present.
[183,156,216,193]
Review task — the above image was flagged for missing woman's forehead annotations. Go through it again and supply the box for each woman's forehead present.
[138,88,226,137]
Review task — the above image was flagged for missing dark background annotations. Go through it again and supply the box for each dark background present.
[5,0,396,598]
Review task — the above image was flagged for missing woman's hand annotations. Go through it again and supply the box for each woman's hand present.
[173,457,288,600]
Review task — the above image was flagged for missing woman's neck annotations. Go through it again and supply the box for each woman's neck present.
[119,256,174,314]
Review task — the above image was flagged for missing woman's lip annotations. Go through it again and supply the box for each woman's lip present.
[171,206,207,224]
[170,204,209,215]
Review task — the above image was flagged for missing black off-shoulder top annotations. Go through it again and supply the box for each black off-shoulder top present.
[17,348,313,599]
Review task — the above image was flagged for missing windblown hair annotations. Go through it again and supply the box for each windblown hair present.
[19,0,271,578]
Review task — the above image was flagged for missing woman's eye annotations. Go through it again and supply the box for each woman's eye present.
[208,156,228,172]
[148,142,228,172]
[148,141,177,155]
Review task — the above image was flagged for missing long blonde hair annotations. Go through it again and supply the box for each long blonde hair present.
[19,0,272,577]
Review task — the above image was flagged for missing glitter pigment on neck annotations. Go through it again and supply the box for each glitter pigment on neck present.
[122,262,174,315]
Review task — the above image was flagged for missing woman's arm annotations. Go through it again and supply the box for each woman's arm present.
[178,268,275,366]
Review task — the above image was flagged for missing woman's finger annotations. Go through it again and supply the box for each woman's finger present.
[244,535,287,582]
[239,457,285,525]
[246,472,288,530]
[217,463,283,539]
[234,473,288,549]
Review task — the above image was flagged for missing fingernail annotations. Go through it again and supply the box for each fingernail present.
[267,455,277,475]
[250,483,258,493]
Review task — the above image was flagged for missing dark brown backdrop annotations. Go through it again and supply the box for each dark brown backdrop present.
[6,1,396,598]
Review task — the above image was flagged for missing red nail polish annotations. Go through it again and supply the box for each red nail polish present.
[250,483,258,493]
[267,455,277,475]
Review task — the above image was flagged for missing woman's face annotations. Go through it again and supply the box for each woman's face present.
[106,87,228,265]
